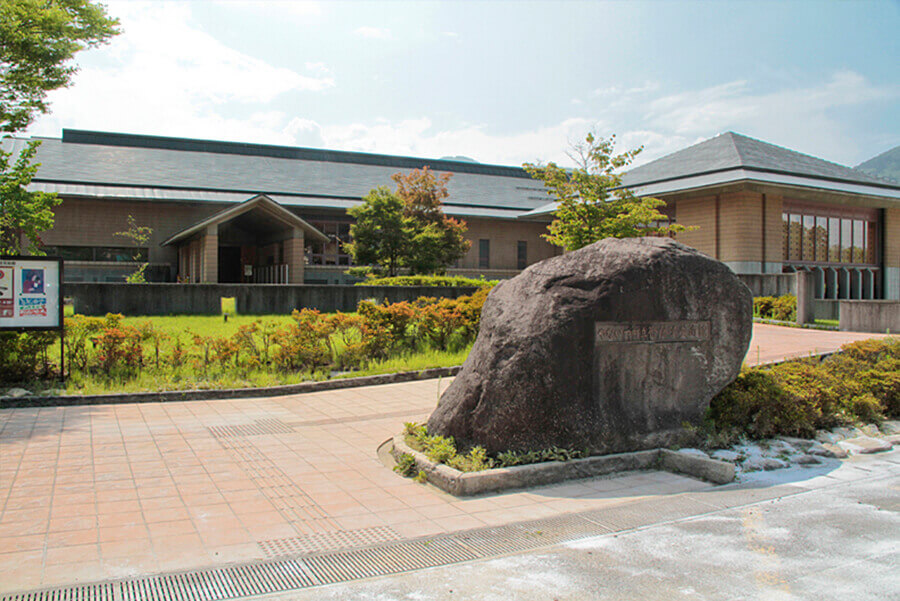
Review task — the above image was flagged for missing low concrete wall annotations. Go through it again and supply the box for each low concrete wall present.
[812,299,840,322]
[839,301,900,334]
[737,273,796,298]
[67,283,481,315]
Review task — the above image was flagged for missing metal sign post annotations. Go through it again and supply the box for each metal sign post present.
[0,256,65,382]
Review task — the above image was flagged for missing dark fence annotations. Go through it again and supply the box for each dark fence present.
[66,283,481,316]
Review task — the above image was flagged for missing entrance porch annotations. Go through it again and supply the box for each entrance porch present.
[162,194,328,284]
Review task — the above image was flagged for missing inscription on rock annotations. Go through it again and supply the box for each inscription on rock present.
[594,321,710,344]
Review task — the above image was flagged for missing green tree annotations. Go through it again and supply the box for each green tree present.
[1,0,121,133]
[345,168,472,276]
[346,187,408,277]
[392,167,470,274]
[114,214,152,283]
[0,0,120,256]
[0,140,60,254]
[524,132,691,251]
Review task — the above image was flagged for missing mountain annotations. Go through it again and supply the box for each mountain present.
[856,145,900,183]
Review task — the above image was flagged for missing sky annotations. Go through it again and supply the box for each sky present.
[25,0,900,169]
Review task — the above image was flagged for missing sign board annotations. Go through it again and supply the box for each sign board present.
[0,256,64,330]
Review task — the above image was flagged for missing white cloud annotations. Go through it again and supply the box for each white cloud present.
[641,71,897,163]
[216,0,323,18]
[354,26,392,40]
[27,1,334,141]
[287,117,597,167]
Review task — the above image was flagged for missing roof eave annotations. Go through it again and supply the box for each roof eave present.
[161,194,329,247]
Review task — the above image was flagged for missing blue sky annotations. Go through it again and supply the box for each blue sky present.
[27,0,900,168]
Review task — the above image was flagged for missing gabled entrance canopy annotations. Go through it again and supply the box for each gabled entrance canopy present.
[162,194,328,247]
[162,194,329,284]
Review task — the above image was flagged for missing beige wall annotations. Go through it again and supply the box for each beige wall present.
[669,189,783,273]
[44,197,222,265]
[668,194,717,258]
[886,207,900,270]
[458,218,558,271]
[283,229,305,284]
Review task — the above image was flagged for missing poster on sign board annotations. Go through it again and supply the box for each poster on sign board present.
[0,257,63,330]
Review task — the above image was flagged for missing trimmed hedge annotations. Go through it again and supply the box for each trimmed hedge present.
[358,275,498,288]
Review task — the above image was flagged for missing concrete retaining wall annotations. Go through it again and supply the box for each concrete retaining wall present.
[812,299,840,322]
[66,283,481,315]
[839,301,900,334]
[737,273,796,298]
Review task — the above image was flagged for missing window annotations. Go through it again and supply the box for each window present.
[517,241,527,270]
[479,239,490,269]
[782,205,878,266]
[828,217,840,262]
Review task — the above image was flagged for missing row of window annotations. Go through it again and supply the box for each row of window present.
[43,245,148,262]
[781,213,877,265]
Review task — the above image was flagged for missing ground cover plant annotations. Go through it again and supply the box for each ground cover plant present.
[0,288,489,395]
[357,275,499,288]
[395,421,586,474]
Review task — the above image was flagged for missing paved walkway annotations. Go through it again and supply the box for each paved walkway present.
[0,324,892,595]
[747,323,887,366]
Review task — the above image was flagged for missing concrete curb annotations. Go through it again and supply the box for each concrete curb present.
[391,435,735,496]
[0,366,462,409]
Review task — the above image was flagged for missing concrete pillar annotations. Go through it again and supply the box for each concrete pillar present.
[283,228,305,284]
[201,225,218,283]
[796,270,815,325]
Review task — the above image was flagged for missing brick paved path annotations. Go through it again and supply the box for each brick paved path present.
[0,324,890,593]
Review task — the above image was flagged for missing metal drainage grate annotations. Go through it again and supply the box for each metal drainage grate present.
[302,538,477,585]
[3,486,801,601]
[258,526,401,557]
[207,419,295,438]
[2,583,114,601]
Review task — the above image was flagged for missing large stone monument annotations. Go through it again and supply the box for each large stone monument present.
[427,237,752,455]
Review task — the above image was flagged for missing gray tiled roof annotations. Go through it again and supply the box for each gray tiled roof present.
[622,132,897,189]
[16,130,551,212]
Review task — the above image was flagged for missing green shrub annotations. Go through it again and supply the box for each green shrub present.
[0,331,58,382]
[753,296,776,318]
[709,337,900,439]
[707,368,818,439]
[772,295,797,321]
[393,453,418,477]
[359,275,498,288]
[753,295,796,321]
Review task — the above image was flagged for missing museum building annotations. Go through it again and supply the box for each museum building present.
[5,129,899,300]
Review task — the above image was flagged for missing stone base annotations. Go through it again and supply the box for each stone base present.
[390,434,735,497]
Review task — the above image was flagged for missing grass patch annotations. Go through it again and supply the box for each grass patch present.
[815,318,839,327]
